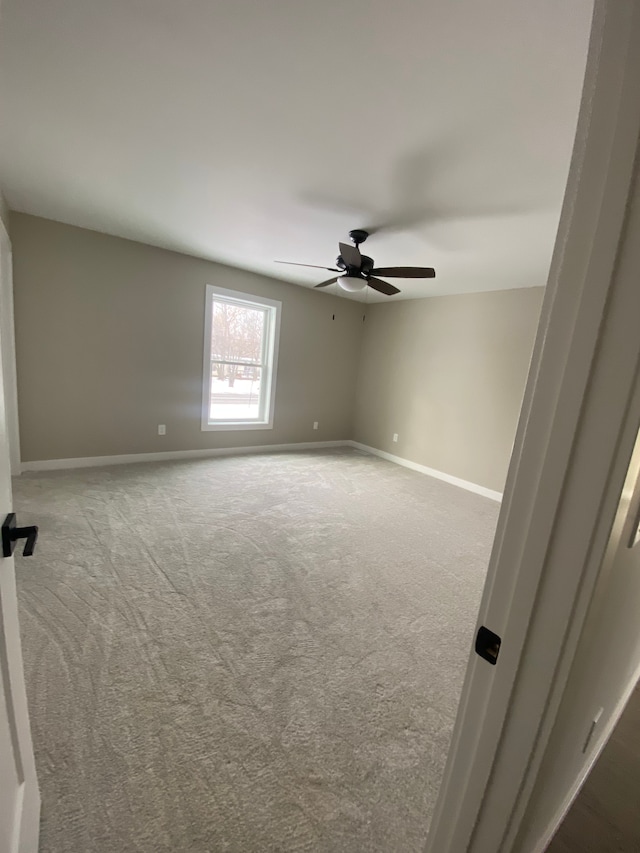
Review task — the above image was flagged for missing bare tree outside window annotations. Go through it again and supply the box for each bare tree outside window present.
[210,300,266,420]
[211,302,264,385]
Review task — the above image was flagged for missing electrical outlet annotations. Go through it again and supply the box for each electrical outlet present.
[313,421,319,430]
[393,433,398,442]
[158,424,166,436]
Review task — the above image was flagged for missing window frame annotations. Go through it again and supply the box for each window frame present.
[201,285,281,431]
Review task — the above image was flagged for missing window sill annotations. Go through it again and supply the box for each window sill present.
[201,421,274,432]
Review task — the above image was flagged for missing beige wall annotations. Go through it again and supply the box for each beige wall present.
[353,287,544,493]
[11,214,364,461]
[10,213,543,476]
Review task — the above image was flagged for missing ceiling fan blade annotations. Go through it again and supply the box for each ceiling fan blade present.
[370,266,436,278]
[367,277,401,296]
[339,242,362,267]
[314,277,339,288]
[275,261,340,271]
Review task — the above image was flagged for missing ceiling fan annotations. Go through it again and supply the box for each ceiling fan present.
[275,229,435,296]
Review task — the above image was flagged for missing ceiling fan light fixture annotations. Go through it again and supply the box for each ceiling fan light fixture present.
[337,275,367,293]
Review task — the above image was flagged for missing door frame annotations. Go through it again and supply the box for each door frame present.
[0,218,21,475]
[425,2,640,851]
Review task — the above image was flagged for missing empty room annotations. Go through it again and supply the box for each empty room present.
[0,1,592,852]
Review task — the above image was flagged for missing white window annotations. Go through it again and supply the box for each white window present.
[201,285,281,431]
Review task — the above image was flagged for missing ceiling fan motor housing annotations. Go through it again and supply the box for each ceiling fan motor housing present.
[336,254,374,275]
[360,255,374,275]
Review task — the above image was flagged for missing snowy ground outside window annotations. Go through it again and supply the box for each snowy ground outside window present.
[209,376,262,420]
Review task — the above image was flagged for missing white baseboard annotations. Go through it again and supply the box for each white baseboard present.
[532,658,640,853]
[347,441,503,502]
[20,440,503,504]
[20,440,350,472]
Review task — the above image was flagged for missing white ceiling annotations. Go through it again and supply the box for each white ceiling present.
[0,0,592,301]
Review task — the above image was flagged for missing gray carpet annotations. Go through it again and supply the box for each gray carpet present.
[13,448,498,853]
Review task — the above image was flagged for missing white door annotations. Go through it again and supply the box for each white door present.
[425,3,640,851]
[0,224,40,852]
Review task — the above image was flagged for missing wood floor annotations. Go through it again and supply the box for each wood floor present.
[546,684,640,852]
